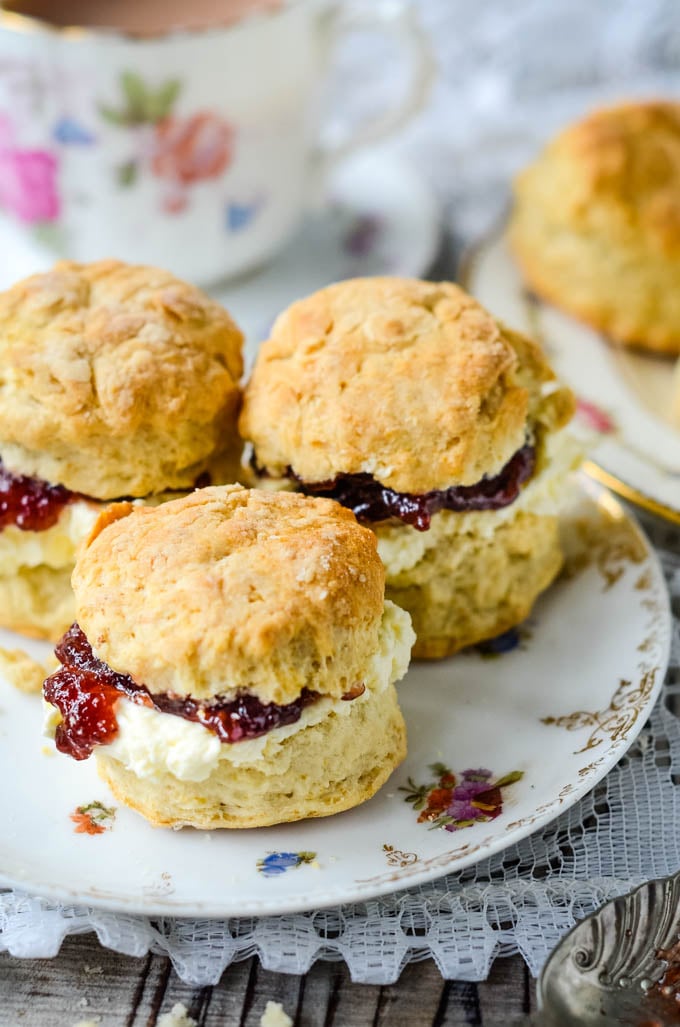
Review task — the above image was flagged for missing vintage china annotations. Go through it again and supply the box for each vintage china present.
[0,146,440,352]
[464,231,680,525]
[213,147,441,361]
[0,479,670,917]
[0,0,433,284]
[538,870,680,1026]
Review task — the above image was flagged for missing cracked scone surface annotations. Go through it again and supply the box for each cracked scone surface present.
[240,276,574,492]
[74,485,388,705]
[0,259,244,497]
[509,100,680,354]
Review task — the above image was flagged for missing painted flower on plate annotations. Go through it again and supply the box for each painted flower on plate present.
[401,765,523,832]
[257,851,317,877]
[70,801,116,836]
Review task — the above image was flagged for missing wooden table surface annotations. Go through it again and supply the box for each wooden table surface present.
[0,937,537,1025]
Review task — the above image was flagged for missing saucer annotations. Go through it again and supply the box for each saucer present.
[0,148,441,364]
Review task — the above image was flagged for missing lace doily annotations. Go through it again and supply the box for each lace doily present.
[2,0,680,985]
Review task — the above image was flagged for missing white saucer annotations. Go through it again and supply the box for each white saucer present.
[0,149,440,364]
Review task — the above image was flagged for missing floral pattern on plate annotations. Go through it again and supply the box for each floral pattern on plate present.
[257,852,318,877]
[70,801,116,836]
[400,766,524,832]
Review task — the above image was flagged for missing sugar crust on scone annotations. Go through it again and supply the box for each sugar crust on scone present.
[73,485,388,705]
[0,260,244,497]
[240,277,574,493]
[509,100,680,354]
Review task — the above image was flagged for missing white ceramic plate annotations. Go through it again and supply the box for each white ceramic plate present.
[0,479,670,917]
[464,231,680,525]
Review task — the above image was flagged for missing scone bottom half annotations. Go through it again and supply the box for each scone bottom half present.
[0,258,245,641]
[240,276,578,658]
[42,486,415,829]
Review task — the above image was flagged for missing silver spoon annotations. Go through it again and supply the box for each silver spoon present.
[535,870,680,1025]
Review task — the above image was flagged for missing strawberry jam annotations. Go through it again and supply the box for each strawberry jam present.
[44,624,319,761]
[289,444,536,531]
[0,458,76,532]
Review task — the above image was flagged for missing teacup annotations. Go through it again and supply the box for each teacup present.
[0,0,433,284]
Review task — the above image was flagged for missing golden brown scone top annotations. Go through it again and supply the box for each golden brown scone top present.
[240,277,573,493]
[73,485,386,705]
[508,101,680,353]
[0,260,244,498]
[517,101,680,253]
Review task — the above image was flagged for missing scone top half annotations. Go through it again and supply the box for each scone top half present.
[509,100,680,354]
[44,487,414,752]
[240,277,575,526]
[0,259,244,499]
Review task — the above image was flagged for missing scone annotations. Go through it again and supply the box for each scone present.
[240,277,576,659]
[0,259,243,640]
[43,486,413,829]
[509,100,680,355]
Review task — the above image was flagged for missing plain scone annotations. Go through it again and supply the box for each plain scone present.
[0,259,243,640]
[49,486,413,829]
[240,276,576,658]
[509,100,680,355]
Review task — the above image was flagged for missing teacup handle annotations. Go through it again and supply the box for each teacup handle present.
[318,0,434,164]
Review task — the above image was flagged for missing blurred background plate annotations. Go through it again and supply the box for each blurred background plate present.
[465,230,680,525]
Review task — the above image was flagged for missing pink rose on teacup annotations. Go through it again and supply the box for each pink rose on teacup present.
[150,111,234,214]
[151,111,234,186]
[0,116,60,224]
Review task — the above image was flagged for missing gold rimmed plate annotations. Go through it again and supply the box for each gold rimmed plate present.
[0,479,671,917]
[463,230,680,526]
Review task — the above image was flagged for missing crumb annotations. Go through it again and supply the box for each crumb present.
[84,965,103,975]
[41,745,55,758]
[78,997,88,1007]
[73,1019,101,1027]
[0,647,52,694]
[309,859,320,870]
[260,1001,293,1027]
[157,1003,197,1027]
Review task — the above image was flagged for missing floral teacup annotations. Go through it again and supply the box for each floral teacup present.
[0,0,433,284]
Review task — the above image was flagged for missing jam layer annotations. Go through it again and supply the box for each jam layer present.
[290,444,536,532]
[44,624,319,761]
[0,458,76,533]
